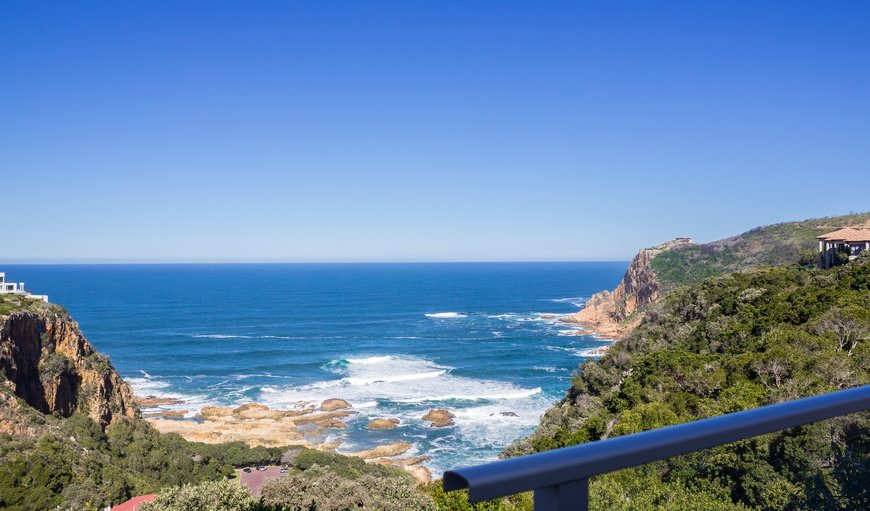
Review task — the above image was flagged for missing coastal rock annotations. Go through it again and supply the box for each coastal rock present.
[403,465,432,484]
[0,303,139,429]
[148,405,355,448]
[352,441,413,460]
[314,417,348,429]
[320,398,352,411]
[367,418,400,430]
[144,409,188,419]
[499,411,519,417]
[562,238,693,339]
[137,396,184,407]
[198,406,235,418]
[422,409,455,427]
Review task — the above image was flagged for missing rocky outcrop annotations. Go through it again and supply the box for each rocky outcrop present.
[351,441,413,459]
[422,408,455,427]
[320,398,352,411]
[367,418,400,430]
[150,402,355,447]
[562,238,693,339]
[0,303,139,429]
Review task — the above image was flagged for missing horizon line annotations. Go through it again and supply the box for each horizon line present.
[0,258,631,266]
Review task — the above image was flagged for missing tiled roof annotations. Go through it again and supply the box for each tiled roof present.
[111,494,157,511]
[817,228,870,242]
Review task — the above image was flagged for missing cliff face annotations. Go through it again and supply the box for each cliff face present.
[563,239,693,338]
[0,300,139,433]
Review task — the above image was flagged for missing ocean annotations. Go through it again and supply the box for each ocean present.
[4,262,626,475]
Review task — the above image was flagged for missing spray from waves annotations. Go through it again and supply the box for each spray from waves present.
[258,354,550,476]
[541,296,587,308]
[259,354,542,408]
[544,344,611,358]
[424,312,467,319]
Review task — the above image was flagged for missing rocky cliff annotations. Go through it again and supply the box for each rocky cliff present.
[562,238,693,338]
[0,295,139,434]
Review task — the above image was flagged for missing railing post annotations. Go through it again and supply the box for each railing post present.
[533,478,589,511]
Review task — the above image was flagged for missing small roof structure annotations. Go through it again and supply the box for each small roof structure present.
[816,228,870,243]
[111,494,157,511]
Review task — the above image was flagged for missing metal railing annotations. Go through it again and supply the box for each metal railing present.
[443,385,870,511]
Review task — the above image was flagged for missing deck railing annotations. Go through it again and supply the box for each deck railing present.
[443,384,870,511]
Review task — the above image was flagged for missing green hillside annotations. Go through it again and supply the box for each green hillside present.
[651,212,870,289]
[511,255,870,510]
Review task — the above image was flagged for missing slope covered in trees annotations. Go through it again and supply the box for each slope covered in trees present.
[511,256,870,510]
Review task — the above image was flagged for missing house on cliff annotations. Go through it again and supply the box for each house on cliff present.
[817,228,870,268]
[0,271,48,302]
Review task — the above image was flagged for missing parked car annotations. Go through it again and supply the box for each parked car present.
[280,466,288,473]
[242,467,252,473]
[256,465,266,471]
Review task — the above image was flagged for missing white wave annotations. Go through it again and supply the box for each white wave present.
[127,376,170,393]
[532,366,563,373]
[545,344,611,358]
[577,346,611,357]
[258,354,540,410]
[541,296,585,303]
[544,345,586,357]
[487,313,518,319]
[392,387,541,403]
[425,312,466,319]
[346,355,394,365]
[556,328,585,336]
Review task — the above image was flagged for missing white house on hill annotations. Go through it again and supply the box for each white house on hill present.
[0,272,49,302]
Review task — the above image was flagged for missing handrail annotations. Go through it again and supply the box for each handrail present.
[443,385,870,510]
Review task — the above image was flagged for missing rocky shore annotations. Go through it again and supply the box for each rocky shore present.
[140,397,438,482]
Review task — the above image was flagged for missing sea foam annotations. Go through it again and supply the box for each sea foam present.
[425,312,467,319]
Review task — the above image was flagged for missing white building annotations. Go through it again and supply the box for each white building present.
[0,272,49,302]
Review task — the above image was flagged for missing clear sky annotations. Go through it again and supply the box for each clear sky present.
[1,1,868,263]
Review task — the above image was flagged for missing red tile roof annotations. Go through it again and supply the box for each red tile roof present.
[817,228,870,242]
[111,494,157,511]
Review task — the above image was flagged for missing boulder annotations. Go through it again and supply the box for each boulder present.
[352,441,413,460]
[367,418,400,430]
[136,396,184,407]
[422,409,455,427]
[320,398,352,411]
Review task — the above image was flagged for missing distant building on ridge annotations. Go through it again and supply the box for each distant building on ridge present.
[817,228,870,268]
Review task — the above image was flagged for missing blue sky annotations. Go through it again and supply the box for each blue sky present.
[1,1,868,262]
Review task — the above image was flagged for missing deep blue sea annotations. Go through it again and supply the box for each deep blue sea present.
[4,263,626,475]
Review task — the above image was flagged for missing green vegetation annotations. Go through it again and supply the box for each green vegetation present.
[0,294,64,317]
[141,479,260,511]
[650,212,870,288]
[261,465,435,511]
[0,414,285,511]
[512,257,870,510]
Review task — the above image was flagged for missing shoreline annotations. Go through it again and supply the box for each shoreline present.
[138,397,433,482]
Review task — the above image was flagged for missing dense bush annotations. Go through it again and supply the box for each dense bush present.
[140,479,261,511]
[513,260,870,510]
[261,465,435,511]
[0,414,283,510]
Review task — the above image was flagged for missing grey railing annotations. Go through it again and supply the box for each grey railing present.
[443,384,870,511]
